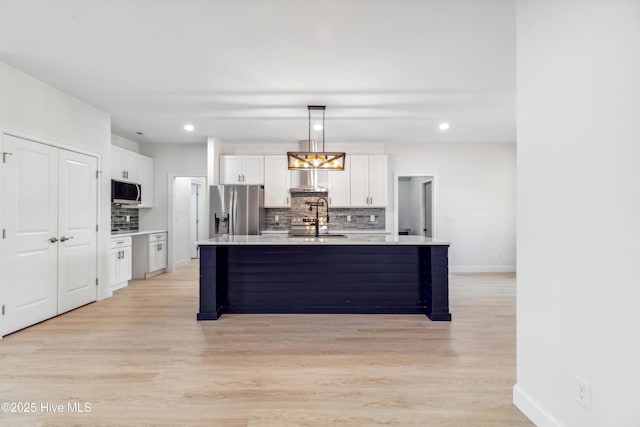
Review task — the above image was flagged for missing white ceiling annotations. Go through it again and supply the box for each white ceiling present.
[0,0,515,145]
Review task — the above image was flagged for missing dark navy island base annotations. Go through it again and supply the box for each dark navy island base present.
[197,238,451,322]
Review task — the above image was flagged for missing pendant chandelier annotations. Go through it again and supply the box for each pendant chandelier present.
[287,105,346,171]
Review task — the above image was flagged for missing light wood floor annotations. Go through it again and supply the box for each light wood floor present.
[0,262,532,427]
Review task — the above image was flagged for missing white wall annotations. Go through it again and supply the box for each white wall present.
[215,140,516,271]
[386,143,516,272]
[220,142,384,156]
[111,134,140,152]
[0,61,112,301]
[515,2,640,427]
[137,143,207,230]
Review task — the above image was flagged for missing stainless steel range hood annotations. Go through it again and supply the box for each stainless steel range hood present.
[290,140,328,192]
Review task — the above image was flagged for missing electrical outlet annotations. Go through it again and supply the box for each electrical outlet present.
[575,378,591,409]
[274,215,279,222]
[370,215,375,222]
[347,215,351,222]
[125,215,130,223]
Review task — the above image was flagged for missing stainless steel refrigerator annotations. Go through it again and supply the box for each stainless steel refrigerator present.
[209,185,265,236]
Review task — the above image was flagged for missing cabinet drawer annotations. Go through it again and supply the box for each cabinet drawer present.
[149,232,166,242]
[110,236,132,249]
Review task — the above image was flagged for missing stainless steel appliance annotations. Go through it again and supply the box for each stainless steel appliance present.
[209,185,265,236]
[111,180,141,205]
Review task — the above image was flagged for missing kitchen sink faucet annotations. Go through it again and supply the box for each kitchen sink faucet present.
[306,197,329,237]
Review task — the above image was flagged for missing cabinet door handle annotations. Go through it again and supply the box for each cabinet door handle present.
[158,243,162,251]
[59,236,74,242]
[286,197,289,204]
[49,237,58,243]
[238,174,242,183]
[122,171,126,179]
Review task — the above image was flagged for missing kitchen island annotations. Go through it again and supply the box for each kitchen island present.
[197,234,451,321]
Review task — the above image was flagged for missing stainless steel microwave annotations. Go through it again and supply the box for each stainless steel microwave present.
[111,180,141,205]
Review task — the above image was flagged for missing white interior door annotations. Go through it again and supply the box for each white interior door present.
[1,135,59,335]
[190,182,199,259]
[57,150,97,313]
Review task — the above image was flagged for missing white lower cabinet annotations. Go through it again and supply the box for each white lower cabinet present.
[132,232,167,279]
[110,236,132,291]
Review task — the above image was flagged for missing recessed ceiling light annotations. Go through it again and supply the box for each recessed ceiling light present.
[184,124,195,132]
[313,124,323,131]
[136,131,144,135]
[439,122,450,131]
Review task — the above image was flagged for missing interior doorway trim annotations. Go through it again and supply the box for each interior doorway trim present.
[393,172,438,239]
[167,173,208,273]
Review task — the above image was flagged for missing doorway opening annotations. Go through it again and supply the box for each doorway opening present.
[168,175,208,272]
[394,173,437,238]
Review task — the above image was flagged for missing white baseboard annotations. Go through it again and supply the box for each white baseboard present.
[513,384,563,427]
[175,258,191,268]
[449,265,516,273]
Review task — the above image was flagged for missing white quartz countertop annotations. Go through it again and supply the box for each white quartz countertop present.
[198,234,449,246]
[111,230,167,238]
[260,230,392,235]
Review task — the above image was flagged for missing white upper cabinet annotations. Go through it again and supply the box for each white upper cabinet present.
[350,155,371,207]
[137,154,154,208]
[111,146,154,207]
[241,156,264,184]
[111,146,125,181]
[367,155,388,207]
[111,146,138,183]
[123,150,138,183]
[327,156,351,207]
[220,155,242,184]
[264,155,291,207]
[220,155,264,185]
[349,155,387,207]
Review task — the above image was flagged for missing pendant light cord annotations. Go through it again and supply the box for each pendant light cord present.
[308,107,311,151]
[322,108,325,152]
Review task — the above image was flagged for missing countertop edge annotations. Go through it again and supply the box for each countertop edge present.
[198,235,449,246]
[110,230,168,238]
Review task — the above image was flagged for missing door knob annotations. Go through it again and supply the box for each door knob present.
[59,236,74,242]
[49,237,58,243]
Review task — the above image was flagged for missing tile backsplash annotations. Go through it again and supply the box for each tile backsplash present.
[111,206,139,233]
[264,191,385,231]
